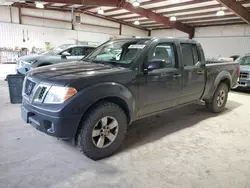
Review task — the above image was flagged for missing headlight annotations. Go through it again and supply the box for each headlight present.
[18,60,33,67]
[43,86,77,104]
[23,61,31,65]
[18,61,25,67]
[29,60,38,68]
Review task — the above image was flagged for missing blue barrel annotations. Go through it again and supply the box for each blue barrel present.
[7,74,25,104]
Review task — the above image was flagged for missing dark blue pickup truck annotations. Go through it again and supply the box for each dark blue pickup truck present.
[21,37,239,160]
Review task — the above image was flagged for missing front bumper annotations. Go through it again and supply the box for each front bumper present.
[21,101,82,139]
[237,78,250,90]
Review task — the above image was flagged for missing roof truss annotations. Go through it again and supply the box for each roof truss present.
[216,0,250,23]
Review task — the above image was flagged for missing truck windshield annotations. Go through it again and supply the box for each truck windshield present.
[83,39,149,67]
[238,56,250,66]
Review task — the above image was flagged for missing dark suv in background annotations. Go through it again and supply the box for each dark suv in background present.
[16,44,96,74]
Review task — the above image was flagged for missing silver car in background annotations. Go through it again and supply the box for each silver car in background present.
[16,44,96,74]
[236,55,250,90]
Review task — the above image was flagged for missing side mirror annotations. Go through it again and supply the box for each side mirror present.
[147,59,165,72]
[61,51,70,57]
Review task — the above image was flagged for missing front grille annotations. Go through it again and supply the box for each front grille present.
[38,87,47,100]
[239,72,249,79]
[33,85,49,103]
[238,82,247,87]
[24,79,36,96]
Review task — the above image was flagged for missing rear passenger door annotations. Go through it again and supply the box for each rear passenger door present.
[180,43,206,103]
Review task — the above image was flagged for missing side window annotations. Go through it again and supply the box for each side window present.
[149,43,176,69]
[181,43,200,66]
[63,48,73,55]
[85,47,95,55]
[71,47,85,56]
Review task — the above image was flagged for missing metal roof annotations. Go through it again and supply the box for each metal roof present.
[5,0,250,32]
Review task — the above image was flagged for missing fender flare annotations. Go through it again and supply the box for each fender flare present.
[64,82,136,129]
[205,71,232,100]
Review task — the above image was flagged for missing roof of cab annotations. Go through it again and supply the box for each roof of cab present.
[110,37,197,44]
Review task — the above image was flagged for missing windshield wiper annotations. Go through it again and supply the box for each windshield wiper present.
[97,61,118,67]
[85,58,117,66]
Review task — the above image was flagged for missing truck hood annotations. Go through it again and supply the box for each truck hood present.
[240,65,250,72]
[27,61,128,85]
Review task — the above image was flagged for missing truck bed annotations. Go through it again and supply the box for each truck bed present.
[206,57,235,64]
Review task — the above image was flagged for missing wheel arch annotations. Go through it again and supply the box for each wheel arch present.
[214,71,232,93]
[220,77,231,91]
[203,71,232,101]
[84,96,131,125]
[71,82,136,143]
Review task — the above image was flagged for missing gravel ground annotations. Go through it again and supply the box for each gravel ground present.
[0,80,250,188]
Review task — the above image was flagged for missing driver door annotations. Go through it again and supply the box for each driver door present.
[137,42,182,116]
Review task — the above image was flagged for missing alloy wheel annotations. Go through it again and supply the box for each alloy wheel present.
[217,90,226,107]
[92,116,119,148]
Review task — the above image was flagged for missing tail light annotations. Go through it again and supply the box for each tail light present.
[237,64,240,77]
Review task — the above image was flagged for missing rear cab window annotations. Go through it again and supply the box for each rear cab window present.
[181,43,200,66]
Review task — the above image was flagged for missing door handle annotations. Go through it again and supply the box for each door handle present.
[197,70,204,75]
[173,74,181,79]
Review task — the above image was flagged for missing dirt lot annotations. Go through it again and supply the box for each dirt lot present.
[0,80,250,188]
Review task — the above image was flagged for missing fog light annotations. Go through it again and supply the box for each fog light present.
[47,123,55,134]
[44,120,55,134]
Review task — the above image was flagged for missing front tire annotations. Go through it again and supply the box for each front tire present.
[206,83,228,113]
[77,102,127,160]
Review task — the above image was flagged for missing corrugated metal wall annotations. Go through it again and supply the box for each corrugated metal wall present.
[0,22,110,49]
[195,25,250,57]
[195,36,250,58]
[151,29,189,38]
[152,24,250,57]
[0,6,147,51]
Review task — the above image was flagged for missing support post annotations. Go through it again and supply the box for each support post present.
[71,7,75,30]
[119,23,122,35]
[18,7,22,24]
[9,6,12,23]
[148,30,151,37]
[189,27,195,39]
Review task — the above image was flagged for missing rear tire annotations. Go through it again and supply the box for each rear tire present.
[206,83,228,113]
[77,102,127,160]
